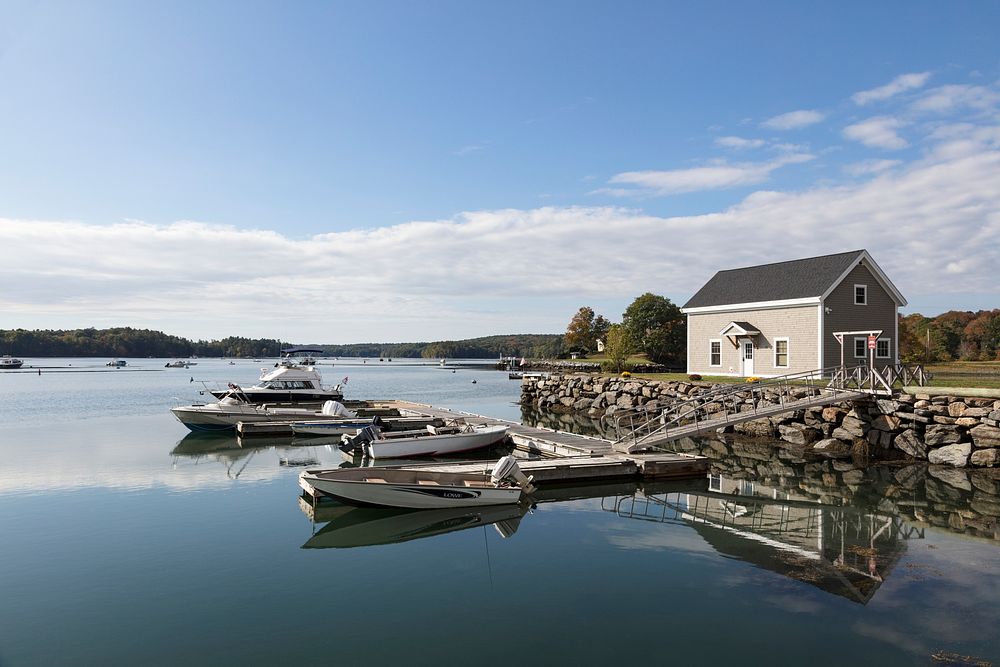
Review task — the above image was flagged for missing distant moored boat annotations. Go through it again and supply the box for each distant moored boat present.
[1,355,24,370]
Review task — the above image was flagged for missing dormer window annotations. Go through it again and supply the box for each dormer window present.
[854,284,868,305]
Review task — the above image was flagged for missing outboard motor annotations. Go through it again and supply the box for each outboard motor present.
[322,400,358,418]
[340,424,380,453]
[490,455,535,494]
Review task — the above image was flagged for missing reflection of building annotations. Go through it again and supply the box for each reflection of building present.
[609,474,922,604]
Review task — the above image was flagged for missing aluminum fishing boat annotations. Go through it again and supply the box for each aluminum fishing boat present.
[300,455,535,509]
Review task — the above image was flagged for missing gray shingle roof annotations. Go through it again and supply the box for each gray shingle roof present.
[683,250,866,309]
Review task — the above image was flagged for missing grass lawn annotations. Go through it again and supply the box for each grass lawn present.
[548,357,1000,389]
[923,361,1000,389]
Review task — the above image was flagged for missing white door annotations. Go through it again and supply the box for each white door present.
[742,340,755,376]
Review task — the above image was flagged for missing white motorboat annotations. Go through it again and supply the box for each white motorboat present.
[291,415,447,438]
[172,397,366,433]
[1,355,24,369]
[165,360,195,368]
[341,422,509,459]
[107,358,127,367]
[206,363,343,403]
[300,455,535,508]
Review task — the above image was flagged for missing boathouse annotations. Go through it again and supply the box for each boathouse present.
[681,250,906,378]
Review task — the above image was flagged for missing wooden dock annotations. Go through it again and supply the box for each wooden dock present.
[296,400,709,501]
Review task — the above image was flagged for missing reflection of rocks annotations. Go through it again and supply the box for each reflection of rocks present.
[521,374,1000,468]
[521,402,1000,544]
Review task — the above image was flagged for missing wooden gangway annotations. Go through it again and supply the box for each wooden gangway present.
[612,363,929,454]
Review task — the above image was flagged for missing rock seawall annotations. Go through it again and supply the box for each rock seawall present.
[520,374,1000,468]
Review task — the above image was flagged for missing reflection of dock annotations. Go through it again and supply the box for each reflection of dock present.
[604,483,920,604]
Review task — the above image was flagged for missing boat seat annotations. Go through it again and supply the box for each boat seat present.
[364,478,387,483]
[426,425,463,435]
[417,480,440,485]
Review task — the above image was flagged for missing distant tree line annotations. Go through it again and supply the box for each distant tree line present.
[0,328,285,358]
[0,328,564,360]
[899,310,1000,362]
[319,334,565,360]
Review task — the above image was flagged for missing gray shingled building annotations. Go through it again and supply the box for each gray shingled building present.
[681,250,906,378]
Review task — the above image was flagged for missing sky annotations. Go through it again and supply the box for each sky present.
[1,1,999,344]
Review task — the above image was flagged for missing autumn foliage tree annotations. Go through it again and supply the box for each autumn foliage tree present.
[564,307,610,354]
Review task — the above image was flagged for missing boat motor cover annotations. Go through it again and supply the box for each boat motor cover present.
[322,400,358,418]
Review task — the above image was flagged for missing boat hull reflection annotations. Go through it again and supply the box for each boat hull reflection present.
[302,503,529,549]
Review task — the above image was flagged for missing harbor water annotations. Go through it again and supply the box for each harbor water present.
[0,358,998,665]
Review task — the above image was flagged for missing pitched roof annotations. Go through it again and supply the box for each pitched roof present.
[683,250,869,309]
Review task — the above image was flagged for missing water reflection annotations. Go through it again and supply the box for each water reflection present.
[302,503,530,548]
[522,404,1000,545]
[170,433,329,478]
[604,483,915,604]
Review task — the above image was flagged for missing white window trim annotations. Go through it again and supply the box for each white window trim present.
[854,283,868,306]
[773,337,790,369]
[709,339,722,367]
[876,337,891,359]
[853,337,867,359]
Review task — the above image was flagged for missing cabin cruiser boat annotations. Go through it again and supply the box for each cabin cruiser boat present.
[340,421,509,459]
[205,363,343,403]
[300,455,535,509]
[107,358,127,367]
[165,360,195,368]
[1,355,24,369]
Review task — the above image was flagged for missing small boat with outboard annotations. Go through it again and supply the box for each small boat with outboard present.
[340,421,509,459]
[106,358,127,367]
[299,455,535,508]
[1,355,24,370]
[165,360,196,368]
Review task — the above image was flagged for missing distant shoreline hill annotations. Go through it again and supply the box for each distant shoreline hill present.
[0,327,564,360]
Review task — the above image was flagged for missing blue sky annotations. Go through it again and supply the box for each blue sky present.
[2,1,999,343]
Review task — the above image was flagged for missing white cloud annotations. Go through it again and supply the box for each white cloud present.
[760,110,825,130]
[843,116,909,149]
[604,154,814,196]
[911,83,1000,114]
[3,121,1000,341]
[715,136,765,150]
[843,159,902,177]
[454,141,491,156]
[851,72,931,105]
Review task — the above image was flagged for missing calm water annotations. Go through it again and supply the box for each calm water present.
[0,358,998,665]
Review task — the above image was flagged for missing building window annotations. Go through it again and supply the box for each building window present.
[876,338,891,359]
[709,474,721,492]
[854,337,867,358]
[774,338,789,368]
[709,340,721,366]
[854,284,868,305]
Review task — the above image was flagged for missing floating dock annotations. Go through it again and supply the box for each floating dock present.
[297,400,709,501]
